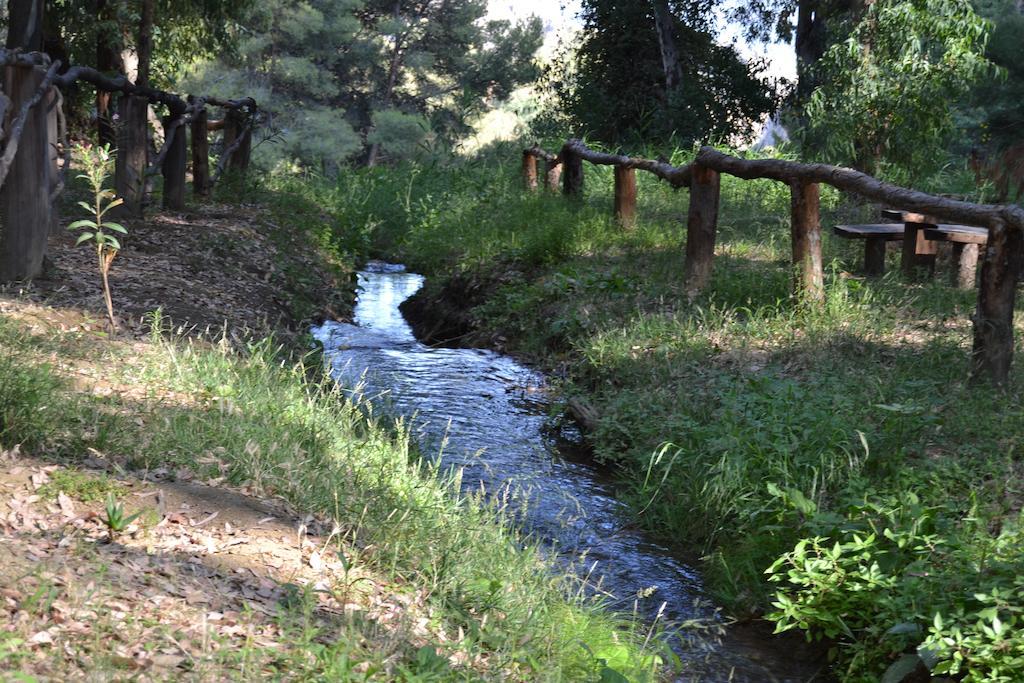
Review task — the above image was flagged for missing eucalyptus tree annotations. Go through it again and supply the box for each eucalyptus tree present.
[802,0,993,178]
[543,0,778,146]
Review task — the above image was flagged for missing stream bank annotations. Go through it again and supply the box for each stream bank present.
[340,263,828,681]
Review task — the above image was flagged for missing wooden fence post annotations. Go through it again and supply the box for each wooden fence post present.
[45,85,61,235]
[614,166,637,229]
[223,108,252,175]
[0,65,51,281]
[790,180,824,302]
[522,151,538,190]
[544,158,562,192]
[161,116,187,210]
[191,105,210,197]
[115,94,147,218]
[562,146,583,198]
[971,219,1024,386]
[951,243,980,289]
[684,162,721,297]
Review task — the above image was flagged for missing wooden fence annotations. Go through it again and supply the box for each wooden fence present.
[522,139,1024,386]
[0,49,258,283]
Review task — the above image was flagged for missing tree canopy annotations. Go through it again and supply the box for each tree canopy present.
[541,0,780,147]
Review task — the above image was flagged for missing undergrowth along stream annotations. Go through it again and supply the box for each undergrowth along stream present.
[0,304,663,680]
[267,143,1024,682]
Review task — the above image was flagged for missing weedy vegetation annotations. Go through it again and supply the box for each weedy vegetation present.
[68,143,129,331]
[0,309,665,681]
[272,142,1024,682]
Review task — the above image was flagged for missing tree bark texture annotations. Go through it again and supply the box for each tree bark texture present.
[0,65,50,281]
[136,0,155,89]
[562,146,583,198]
[95,0,124,146]
[191,107,209,197]
[114,94,147,217]
[522,151,538,190]
[790,180,824,301]
[161,116,186,210]
[223,109,252,174]
[5,0,44,51]
[561,138,691,188]
[45,85,61,234]
[651,0,683,92]
[795,0,827,100]
[614,166,637,229]
[684,163,721,297]
[972,220,1024,386]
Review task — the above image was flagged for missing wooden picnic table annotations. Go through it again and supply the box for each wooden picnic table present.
[881,208,989,288]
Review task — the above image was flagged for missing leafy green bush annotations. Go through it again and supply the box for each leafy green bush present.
[768,493,1024,682]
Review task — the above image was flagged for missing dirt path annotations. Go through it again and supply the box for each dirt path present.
[5,203,351,341]
[1,448,430,679]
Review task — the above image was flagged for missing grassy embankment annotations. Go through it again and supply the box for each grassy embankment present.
[283,145,1024,681]
[0,181,663,681]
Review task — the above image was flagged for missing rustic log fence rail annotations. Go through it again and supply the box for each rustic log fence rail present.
[0,48,259,283]
[522,139,1024,386]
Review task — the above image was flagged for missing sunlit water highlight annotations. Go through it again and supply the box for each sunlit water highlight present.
[313,262,821,682]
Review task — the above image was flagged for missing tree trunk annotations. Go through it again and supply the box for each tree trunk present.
[114,95,148,218]
[366,0,403,168]
[614,166,637,229]
[161,116,186,210]
[651,0,683,92]
[971,220,1024,386]
[684,163,721,298]
[137,0,155,88]
[795,0,827,101]
[191,107,210,197]
[95,0,125,146]
[0,65,51,281]
[5,0,44,51]
[790,180,824,302]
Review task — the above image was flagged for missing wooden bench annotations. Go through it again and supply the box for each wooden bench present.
[833,223,904,275]
[922,224,988,289]
[881,209,942,277]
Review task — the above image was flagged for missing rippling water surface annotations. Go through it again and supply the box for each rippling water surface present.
[313,263,822,682]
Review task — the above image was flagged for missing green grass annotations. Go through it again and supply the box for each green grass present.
[280,142,1024,681]
[0,309,664,680]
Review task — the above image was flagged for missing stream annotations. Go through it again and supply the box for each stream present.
[312,263,823,682]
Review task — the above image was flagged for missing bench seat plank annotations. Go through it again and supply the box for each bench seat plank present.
[833,224,904,275]
[922,224,989,245]
[833,223,904,239]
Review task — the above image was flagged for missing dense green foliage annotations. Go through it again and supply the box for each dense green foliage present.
[540,0,778,146]
[279,148,1024,680]
[184,0,542,169]
[802,0,993,178]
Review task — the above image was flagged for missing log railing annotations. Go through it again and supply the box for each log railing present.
[522,139,1024,386]
[0,49,259,283]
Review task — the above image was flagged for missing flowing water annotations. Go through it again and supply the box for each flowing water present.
[313,263,823,682]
